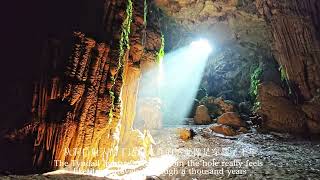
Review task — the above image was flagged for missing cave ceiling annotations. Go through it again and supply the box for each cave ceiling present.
[152,0,276,101]
[153,0,272,57]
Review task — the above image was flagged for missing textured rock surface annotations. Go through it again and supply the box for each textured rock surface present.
[198,96,236,118]
[116,0,160,162]
[252,0,320,134]
[154,0,274,102]
[301,103,320,122]
[32,32,117,169]
[257,82,308,134]
[302,102,320,134]
[194,105,212,125]
[210,124,238,136]
[178,128,196,141]
[27,0,163,171]
[213,97,236,114]
[256,0,320,101]
[154,0,320,135]
[134,2,165,130]
[217,112,246,128]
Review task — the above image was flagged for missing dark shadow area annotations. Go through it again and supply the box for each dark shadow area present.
[0,136,35,174]
[0,0,107,130]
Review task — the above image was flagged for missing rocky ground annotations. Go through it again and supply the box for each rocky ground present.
[2,125,320,180]
[157,126,320,179]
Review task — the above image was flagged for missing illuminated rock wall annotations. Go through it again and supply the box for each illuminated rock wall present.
[29,0,165,171]
[134,2,165,129]
[31,0,134,170]
[117,0,148,162]
[117,0,164,161]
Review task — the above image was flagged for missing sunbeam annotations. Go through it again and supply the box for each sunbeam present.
[137,38,214,127]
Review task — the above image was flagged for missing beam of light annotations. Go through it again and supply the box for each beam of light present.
[135,38,213,128]
[160,39,213,126]
[95,155,177,179]
[43,39,212,179]
[190,39,213,54]
[43,155,177,180]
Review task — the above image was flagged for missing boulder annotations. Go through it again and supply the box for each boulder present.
[214,97,236,114]
[217,112,246,128]
[258,81,287,97]
[199,96,236,117]
[257,82,308,134]
[178,128,196,141]
[210,124,238,136]
[302,102,320,134]
[193,105,212,125]
[238,101,251,115]
[238,127,249,133]
[301,102,320,122]
[307,120,320,134]
[199,96,219,116]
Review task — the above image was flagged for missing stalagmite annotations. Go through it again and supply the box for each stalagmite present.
[31,0,136,171]
[6,0,165,172]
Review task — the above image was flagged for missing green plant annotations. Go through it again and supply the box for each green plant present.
[118,0,133,67]
[253,101,261,111]
[108,91,115,123]
[249,66,263,100]
[156,34,165,64]
[279,65,287,82]
[144,0,147,26]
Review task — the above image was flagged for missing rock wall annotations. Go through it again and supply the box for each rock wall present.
[255,0,320,134]
[30,0,134,171]
[134,2,165,130]
[153,0,274,103]
[256,0,320,101]
[25,0,166,171]
[117,0,154,162]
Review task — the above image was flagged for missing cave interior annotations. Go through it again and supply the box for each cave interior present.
[1,0,320,179]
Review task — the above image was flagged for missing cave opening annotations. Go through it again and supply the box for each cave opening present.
[1,0,320,179]
[135,38,214,128]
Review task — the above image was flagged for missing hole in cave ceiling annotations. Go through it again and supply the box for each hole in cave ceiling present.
[152,0,274,103]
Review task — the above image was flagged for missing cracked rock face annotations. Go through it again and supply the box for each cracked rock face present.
[154,0,320,135]
[154,0,271,50]
[29,0,165,171]
[153,0,274,102]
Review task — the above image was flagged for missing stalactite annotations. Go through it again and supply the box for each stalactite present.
[136,8,165,129]
[31,0,135,171]
[7,0,164,171]
[117,60,143,162]
[116,0,146,162]
[256,0,320,101]
[65,32,85,79]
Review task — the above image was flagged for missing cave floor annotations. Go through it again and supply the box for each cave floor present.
[2,126,320,180]
[155,126,320,179]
